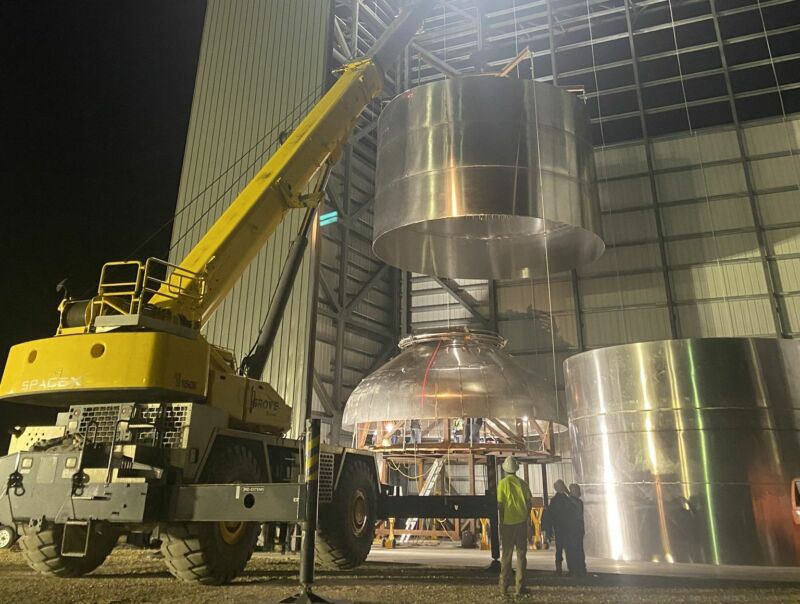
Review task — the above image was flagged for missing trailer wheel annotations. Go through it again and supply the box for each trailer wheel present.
[19,523,117,578]
[316,457,376,570]
[0,525,17,549]
[160,444,262,585]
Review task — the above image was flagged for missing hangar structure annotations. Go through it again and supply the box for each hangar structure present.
[170,0,800,486]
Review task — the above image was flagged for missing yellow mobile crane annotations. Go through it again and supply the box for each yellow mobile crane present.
[0,3,447,586]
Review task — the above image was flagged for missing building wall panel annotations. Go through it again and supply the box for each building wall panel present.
[497,281,575,314]
[759,191,800,227]
[742,118,800,156]
[767,227,800,256]
[583,307,672,348]
[598,176,653,211]
[580,243,663,276]
[594,143,648,178]
[750,156,800,190]
[677,298,775,337]
[671,263,768,300]
[775,259,800,293]
[654,163,747,203]
[601,209,658,244]
[666,232,761,265]
[783,297,800,333]
[660,197,753,237]
[170,0,330,416]
[580,273,666,308]
[500,316,578,353]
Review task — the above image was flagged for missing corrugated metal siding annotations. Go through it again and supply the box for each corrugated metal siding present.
[566,117,797,348]
[169,0,331,413]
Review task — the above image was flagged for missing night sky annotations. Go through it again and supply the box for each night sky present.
[0,2,207,437]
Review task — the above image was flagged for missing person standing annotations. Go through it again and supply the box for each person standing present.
[497,456,532,597]
[568,483,587,576]
[410,419,422,444]
[453,418,465,443]
[541,479,578,575]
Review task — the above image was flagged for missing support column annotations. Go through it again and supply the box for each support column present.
[331,146,353,445]
[541,464,549,507]
[488,280,499,333]
[547,1,587,351]
[486,455,501,571]
[622,0,679,339]
[280,419,333,604]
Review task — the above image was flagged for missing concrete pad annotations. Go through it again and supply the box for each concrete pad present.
[368,544,800,583]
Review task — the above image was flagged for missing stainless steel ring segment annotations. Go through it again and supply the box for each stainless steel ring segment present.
[373,76,604,279]
[564,338,800,566]
[342,328,565,428]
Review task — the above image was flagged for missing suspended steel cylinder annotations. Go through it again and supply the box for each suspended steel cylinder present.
[372,76,604,279]
[564,338,800,566]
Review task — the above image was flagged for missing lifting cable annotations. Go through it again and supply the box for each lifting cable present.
[754,0,800,193]
[124,81,327,261]
[166,83,328,257]
[584,0,631,345]
[518,0,561,427]
[667,0,735,335]
[388,458,436,482]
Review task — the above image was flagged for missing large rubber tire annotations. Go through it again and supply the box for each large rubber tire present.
[19,523,117,578]
[316,457,377,570]
[0,525,17,549]
[160,445,262,585]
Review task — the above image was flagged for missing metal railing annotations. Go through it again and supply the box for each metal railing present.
[90,257,205,323]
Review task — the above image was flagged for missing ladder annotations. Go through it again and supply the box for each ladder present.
[399,457,445,544]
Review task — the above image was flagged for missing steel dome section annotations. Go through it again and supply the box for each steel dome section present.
[342,328,565,428]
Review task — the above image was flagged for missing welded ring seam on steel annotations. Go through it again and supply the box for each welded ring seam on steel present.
[564,337,800,566]
[372,75,605,279]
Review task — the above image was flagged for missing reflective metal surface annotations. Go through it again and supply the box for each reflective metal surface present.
[564,338,800,566]
[342,328,564,427]
[373,76,604,279]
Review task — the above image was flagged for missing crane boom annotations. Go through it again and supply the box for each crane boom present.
[149,60,381,325]
[151,1,430,326]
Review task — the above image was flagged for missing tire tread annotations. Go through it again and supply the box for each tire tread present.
[160,444,261,585]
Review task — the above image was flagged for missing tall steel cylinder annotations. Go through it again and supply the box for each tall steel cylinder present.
[564,338,800,566]
[372,76,604,279]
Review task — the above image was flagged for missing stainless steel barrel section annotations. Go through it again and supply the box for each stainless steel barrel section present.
[564,338,800,566]
[372,76,604,279]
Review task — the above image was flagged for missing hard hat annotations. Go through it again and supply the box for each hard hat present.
[502,457,519,474]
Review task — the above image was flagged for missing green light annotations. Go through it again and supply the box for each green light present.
[687,343,721,565]
[319,211,338,226]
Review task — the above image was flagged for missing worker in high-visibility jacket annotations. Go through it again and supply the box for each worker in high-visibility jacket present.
[497,456,532,596]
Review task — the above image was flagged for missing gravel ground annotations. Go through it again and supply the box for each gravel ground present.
[1,548,800,604]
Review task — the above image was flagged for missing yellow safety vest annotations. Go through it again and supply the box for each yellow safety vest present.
[497,475,532,525]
